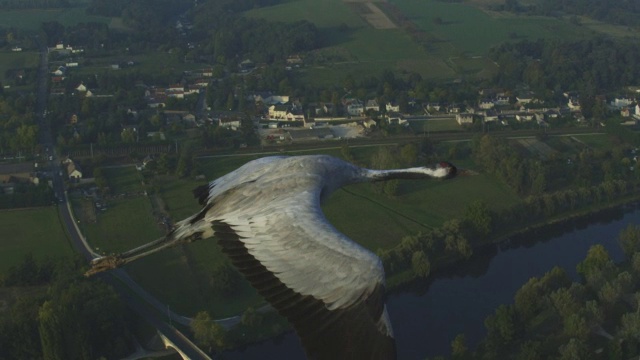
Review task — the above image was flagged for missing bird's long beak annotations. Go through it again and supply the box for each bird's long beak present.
[85,235,179,277]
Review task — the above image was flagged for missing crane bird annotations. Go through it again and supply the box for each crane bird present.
[86,155,460,359]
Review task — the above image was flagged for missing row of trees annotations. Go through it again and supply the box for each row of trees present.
[520,0,640,27]
[0,256,133,359]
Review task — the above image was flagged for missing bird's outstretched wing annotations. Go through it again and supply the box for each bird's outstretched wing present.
[201,174,396,359]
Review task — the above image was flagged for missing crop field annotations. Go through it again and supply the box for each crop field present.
[0,207,73,274]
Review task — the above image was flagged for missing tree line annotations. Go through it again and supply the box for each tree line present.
[498,0,640,27]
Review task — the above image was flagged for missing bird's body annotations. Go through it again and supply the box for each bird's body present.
[87,154,459,360]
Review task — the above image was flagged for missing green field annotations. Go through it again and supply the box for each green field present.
[104,166,144,194]
[246,0,600,80]
[80,197,162,254]
[0,207,73,275]
[0,7,110,31]
[0,51,39,83]
[409,119,463,133]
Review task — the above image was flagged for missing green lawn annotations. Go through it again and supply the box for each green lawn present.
[409,119,463,133]
[104,166,144,194]
[80,197,162,254]
[571,133,612,149]
[0,207,74,275]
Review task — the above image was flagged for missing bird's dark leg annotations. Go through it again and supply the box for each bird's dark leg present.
[84,232,203,277]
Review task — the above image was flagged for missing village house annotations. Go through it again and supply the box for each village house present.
[456,113,474,125]
[516,92,535,104]
[0,163,38,194]
[568,97,581,111]
[386,102,400,113]
[268,104,290,120]
[365,99,380,113]
[345,99,364,116]
[478,99,495,110]
[62,158,82,180]
[611,97,635,109]
[483,110,499,123]
[495,95,510,106]
[386,112,407,125]
[516,113,535,122]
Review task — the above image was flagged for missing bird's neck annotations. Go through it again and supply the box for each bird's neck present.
[364,167,449,182]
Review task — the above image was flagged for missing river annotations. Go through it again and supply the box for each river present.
[224,204,637,359]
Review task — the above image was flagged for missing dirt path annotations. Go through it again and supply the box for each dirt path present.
[343,0,397,29]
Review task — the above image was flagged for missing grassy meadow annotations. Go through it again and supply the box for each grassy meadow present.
[79,197,162,253]
[0,207,73,274]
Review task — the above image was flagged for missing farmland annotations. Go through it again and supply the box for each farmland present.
[245,0,609,81]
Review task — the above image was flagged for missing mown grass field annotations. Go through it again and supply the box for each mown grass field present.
[409,119,463,133]
[0,207,73,275]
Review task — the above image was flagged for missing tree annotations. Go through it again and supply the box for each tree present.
[411,251,431,278]
[558,338,591,360]
[576,245,614,287]
[618,224,640,259]
[451,334,468,359]
[190,311,227,352]
[241,306,263,327]
[463,200,493,239]
[210,262,241,295]
[484,305,517,345]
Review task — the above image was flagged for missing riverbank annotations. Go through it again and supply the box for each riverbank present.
[387,191,640,290]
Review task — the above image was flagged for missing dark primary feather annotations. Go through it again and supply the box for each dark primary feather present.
[212,221,396,360]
